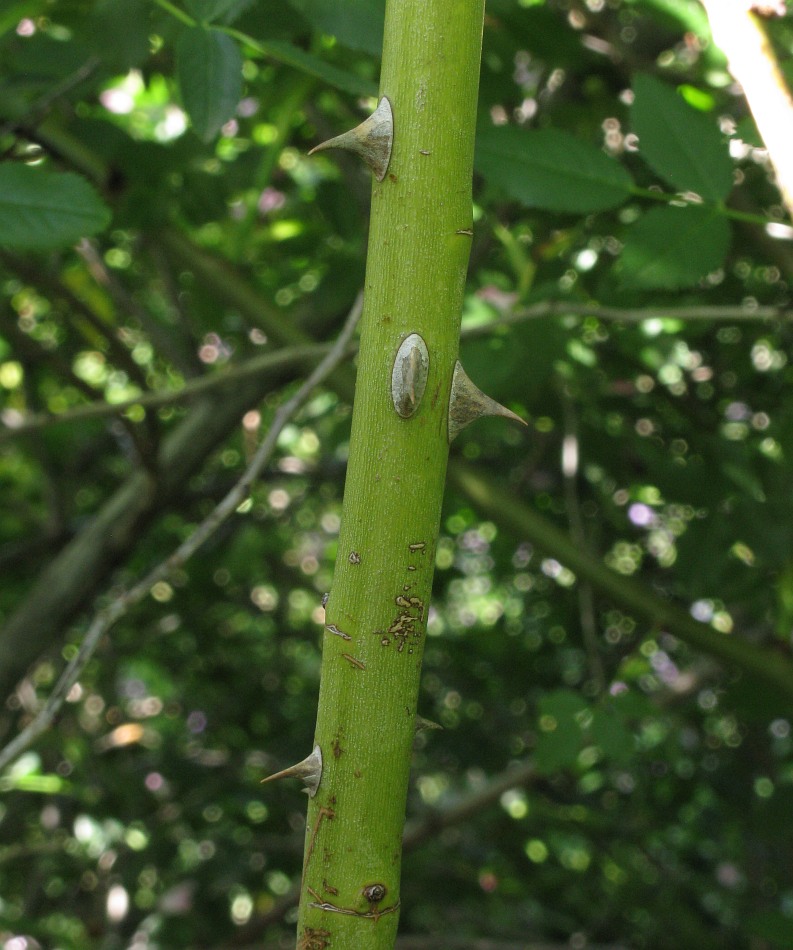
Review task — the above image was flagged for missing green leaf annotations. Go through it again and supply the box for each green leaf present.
[618,204,731,289]
[631,73,733,202]
[0,165,110,250]
[625,0,711,37]
[185,0,249,24]
[87,0,151,69]
[534,689,588,775]
[176,26,243,142]
[287,0,385,55]
[746,911,793,948]
[590,706,634,764]
[475,127,633,213]
[257,39,377,98]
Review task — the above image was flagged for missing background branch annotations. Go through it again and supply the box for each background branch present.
[0,295,362,773]
[7,296,789,441]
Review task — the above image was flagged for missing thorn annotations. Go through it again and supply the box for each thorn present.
[308,97,393,182]
[415,715,443,733]
[447,360,527,443]
[261,744,322,797]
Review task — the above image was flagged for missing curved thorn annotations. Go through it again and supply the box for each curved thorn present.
[308,97,393,182]
[448,361,527,443]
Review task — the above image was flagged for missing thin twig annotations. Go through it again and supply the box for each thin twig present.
[6,298,788,441]
[461,299,793,339]
[0,57,100,143]
[76,240,203,380]
[0,343,335,441]
[0,295,362,773]
[559,386,605,692]
[395,940,628,950]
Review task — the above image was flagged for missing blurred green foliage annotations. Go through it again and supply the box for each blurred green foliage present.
[1,1,793,948]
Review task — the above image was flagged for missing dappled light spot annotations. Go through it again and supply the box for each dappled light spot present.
[144,772,164,792]
[628,502,655,527]
[770,719,790,740]
[230,889,253,925]
[187,710,207,734]
[500,789,529,820]
[754,777,774,799]
[268,488,290,511]
[150,581,173,603]
[525,839,548,863]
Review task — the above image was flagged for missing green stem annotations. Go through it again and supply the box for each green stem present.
[295,0,485,946]
[150,0,375,97]
[151,0,195,27]
[218,27,376,98]
[629,185,776,228]
[231,74,315,262]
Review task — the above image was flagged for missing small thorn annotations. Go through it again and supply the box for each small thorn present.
[261,744,322,797]
[447,361,527,443]
[415,715,443,733]
[308,97,394,182]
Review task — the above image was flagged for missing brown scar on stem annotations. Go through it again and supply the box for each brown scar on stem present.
[456,227,474,236]
[323,879,339,896]
[341,653,366,670]
[325,623,351,641]
[298,927,330,950]
[301,805,335,890]
[307,898,401,921]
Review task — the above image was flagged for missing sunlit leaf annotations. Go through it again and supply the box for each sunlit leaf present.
[631,73,733,202]
[618,204,731,289]
[475,127,634,213]
[0,165,111,250]
[176,26,243,141]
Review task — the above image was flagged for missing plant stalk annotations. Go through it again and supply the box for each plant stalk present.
[295,1,485,946]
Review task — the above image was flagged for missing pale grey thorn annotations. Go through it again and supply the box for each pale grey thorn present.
[308,97,394,182]
[415,715,443,733]
[260,744,322,797]
[448,360,527,443]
